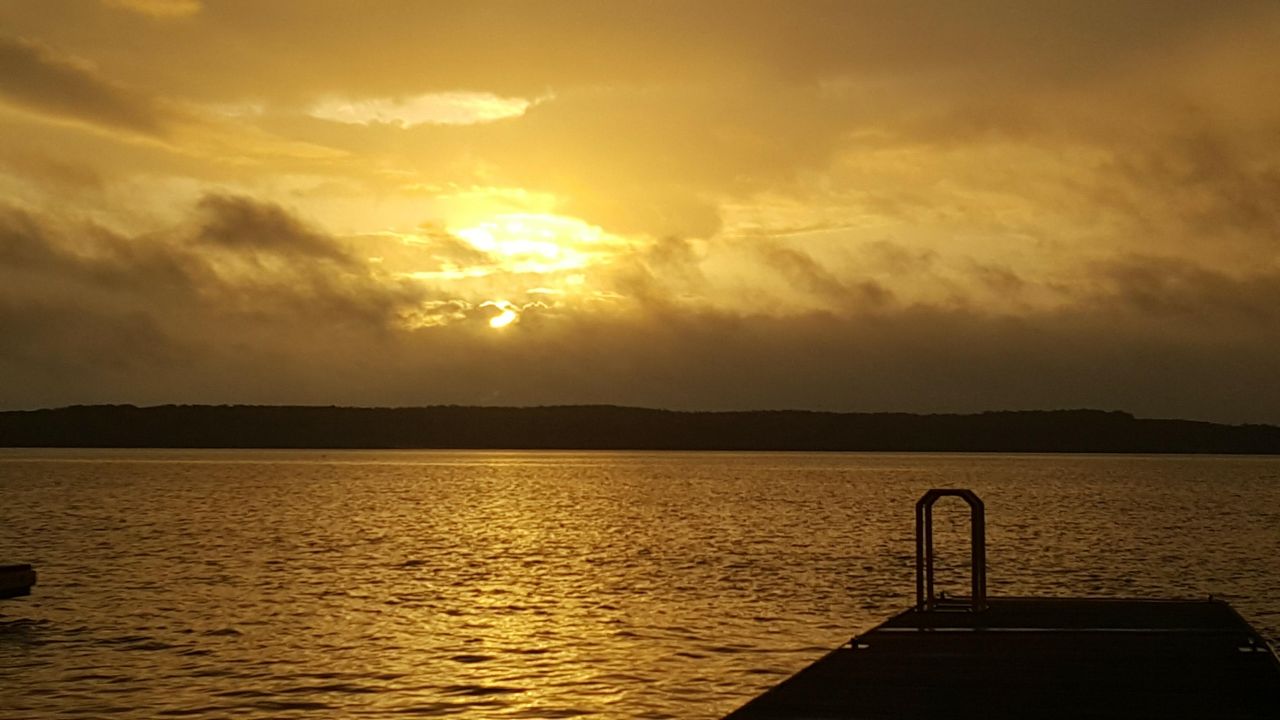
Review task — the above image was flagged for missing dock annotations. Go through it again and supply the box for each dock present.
[0,563,37,599]
[724,490,1280,719]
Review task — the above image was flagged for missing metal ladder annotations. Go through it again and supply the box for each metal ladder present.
[915,489,987,612]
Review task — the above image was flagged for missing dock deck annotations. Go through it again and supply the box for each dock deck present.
[0,563,37,599]
[724,489,1280,719]
[724,596,1280,719]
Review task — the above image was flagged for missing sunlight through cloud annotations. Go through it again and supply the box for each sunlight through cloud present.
[482,300,519,329]
[103,0,202,17]
[450,213,619,275]
[309,91,534,127]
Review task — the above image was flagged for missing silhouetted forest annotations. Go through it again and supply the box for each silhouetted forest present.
[2,405,1279,453]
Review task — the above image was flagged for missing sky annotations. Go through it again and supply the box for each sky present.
[1,1,1279,423]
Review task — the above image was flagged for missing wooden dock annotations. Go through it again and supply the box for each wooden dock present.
[724,490,1280,719]
[0,563,37,599]
[725,596,1280,719]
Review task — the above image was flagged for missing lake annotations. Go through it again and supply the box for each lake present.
[2,450,1278,718]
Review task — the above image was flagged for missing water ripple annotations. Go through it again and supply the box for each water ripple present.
[1,450,1278,718]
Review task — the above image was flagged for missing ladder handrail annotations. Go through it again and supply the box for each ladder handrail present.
[915,489,987,612]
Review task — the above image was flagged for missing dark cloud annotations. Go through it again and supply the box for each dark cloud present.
[0,195,427,407]
[967,261,1028,298]
[0,203,205,303]
[4,196,1279,422]
[0,35,168,135]
[759,242,892,308]
[376,301,1280,424]
[0,205,60,267]
[861,240,938,276]
[1091,255,1280,326]
[1105,132,1280,245]
[602,236,708,310]
[195,193,355,264]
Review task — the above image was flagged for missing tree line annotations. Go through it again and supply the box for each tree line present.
[2,405,1279,453]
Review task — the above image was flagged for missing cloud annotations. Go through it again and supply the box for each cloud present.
[9,2,1275,247]
[0,33,349,183]
[1102,132,1280,254]
[0,35,169,135]
[758,242,892,309]
[1090,255,1280,326]
[309,91,533,127]
[2,195,1279,422]
[103,0,202,19]
[419,225,493,267]
[2,3,1280,422]
[0,194,422,347]
[194,193,355,264]
[7,2,1271,101]
[0,147,104,193]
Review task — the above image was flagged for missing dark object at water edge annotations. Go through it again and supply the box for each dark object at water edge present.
[723,489,1280,719]
[0,563,37,599]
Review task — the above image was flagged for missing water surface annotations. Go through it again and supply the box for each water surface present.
[2,450,1278,718]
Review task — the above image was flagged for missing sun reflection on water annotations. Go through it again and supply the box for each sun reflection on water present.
[3,451,1279,718]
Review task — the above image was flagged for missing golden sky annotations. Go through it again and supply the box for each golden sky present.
[2,1,1279,422]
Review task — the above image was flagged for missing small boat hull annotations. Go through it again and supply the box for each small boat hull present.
[0,563,37,599]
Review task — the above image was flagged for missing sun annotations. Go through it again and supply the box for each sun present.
[489,308,518,328]
[395,212,635,330]
[482,300,519,328]
[451,213,613,275]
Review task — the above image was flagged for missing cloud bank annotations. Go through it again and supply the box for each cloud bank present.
[0,3,1278,421]
[1,196,1277,422]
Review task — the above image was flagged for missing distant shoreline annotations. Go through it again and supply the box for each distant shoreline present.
[3,405,1279,454]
